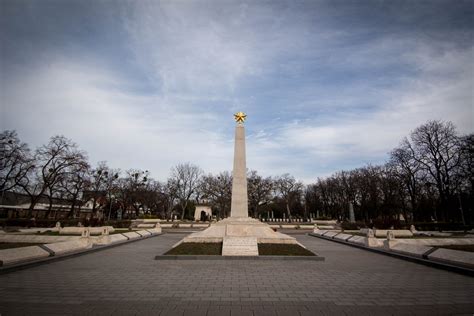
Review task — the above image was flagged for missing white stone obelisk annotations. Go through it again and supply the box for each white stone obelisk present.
[230,122,248,218]
[175,112,301,255]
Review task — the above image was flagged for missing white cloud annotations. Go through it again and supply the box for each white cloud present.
[2,1,472,185]
[1,57,236,179]
[264,43,473,182]
[124,1,264,95]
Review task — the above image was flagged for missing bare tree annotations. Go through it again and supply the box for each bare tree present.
[0,130,34,195]
[104,170,120,221]
[85,162,121,219]
[304,183,326,219]
[457,134,473,193]
[407,120,462,220]
[199,171,232,218]
[141,180,167,218]
[274,173,303,220]
[162,178,179,219]
[59,161,90,218]
[390,138,425,221]
[247,170,273,218]
[18,135,88,217]
[118,169,150,218]
[170,163,202,220]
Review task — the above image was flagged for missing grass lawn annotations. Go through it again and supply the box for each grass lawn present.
[164,242,316,256]
[111,230,130,234]
[258,243,316,256]
[340,232,470,239]
[437,245,474,253]
[36,231,73,236]
[347,232,366,237]
[164,242,222,255]
[0,242,43,250]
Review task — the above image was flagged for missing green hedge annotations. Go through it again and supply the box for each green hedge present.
[414,222,473,232]
[104,220,132,228]
[0,218,132,228]
[370,219,407,229]
[340,221,367,230]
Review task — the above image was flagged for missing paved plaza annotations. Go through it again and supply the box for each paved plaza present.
[0,232,473,315]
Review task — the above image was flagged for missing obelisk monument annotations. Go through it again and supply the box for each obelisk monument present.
[230,111,248,218]
[175,112,300,256]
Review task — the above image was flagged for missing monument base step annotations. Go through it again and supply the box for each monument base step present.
[222,236,258,256]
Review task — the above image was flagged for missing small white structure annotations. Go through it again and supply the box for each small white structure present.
[194,205,212,221]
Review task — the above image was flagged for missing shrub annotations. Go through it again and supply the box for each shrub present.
[341,221,366,230]
[414,222,473,232]
[138,214,160,219]
[104,220,132,228]
[371,218,406,229]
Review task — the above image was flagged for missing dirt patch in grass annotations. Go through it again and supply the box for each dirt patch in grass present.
[0,243,43,250]
[437,245,474,253]
[164,242,222,255]
[258,243,316,256]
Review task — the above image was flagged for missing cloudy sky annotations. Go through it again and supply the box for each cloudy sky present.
[1,0,473,182]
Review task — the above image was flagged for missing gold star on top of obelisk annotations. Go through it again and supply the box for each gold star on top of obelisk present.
[234,111,247,124]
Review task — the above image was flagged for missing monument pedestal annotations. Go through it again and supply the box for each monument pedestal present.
[177,217,302,256]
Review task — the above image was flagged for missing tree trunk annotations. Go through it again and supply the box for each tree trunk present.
[68,198,76,219]
[28,195,42,218]
[180,203,186,220]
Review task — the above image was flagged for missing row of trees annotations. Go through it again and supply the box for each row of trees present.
[306,121,472,224]
[1,120,472,224]
[0,130,304,220]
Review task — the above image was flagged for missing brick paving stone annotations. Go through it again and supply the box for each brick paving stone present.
[0,233,473,315]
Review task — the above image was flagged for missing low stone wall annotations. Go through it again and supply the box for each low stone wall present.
[374,229,413,238]
[428,248,474,267]
[387,238,474,247]
[108,234,128,244]
[317,225,337,230]
[0,246,50,266]
[311,230,474,270]
[333,233,353,241]
[347,235,366,246]
[137,223,155,228]
[313,220,338,225]
[136,230,152,237]
[121,231,141,240]
[192,224,210,228]
[43,239,92,255]
[0,226,162,267]
[59,226,115,235]
[0,234,79,243]
[281,225,298,229]
[322,231,339,238]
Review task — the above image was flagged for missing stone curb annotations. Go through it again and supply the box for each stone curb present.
[0,233,162,274]
[308,233,474,277]
[155,255,325,261]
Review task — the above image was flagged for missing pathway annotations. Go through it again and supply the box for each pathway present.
[0,233,473,315]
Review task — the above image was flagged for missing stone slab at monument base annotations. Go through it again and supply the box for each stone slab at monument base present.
[174,217,303,256]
